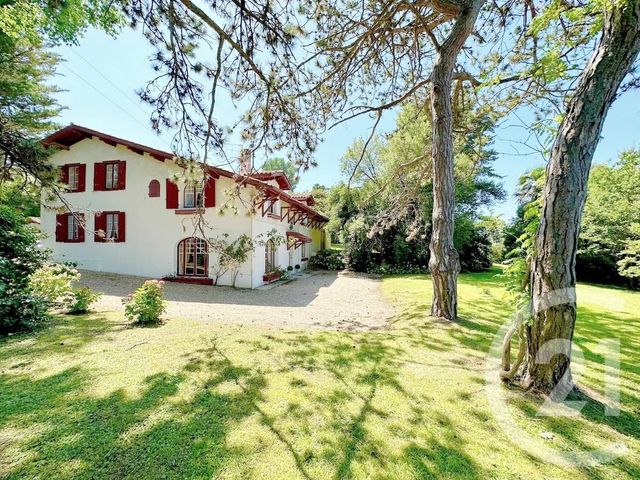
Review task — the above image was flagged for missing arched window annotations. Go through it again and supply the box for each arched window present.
[148,179,160,197]
[183,182,204,208]
[177,237,208,276]
[265,239,277,273]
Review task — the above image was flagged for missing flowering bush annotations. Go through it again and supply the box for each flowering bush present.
[28,263,80,309]
[122,280,167,324]
[68,287,101,314]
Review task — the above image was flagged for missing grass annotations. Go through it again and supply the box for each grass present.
[0,267,639,479]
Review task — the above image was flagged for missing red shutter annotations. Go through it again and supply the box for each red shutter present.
[204,175,216,207]
[94,162,105,191]
[94,212,106,242]
[166,179,179,209]
[60,165,69,186]
[76,214,85,242]
[55,213,67,242]
[118,212,126,242]
[148,179,160,197]
[117,161,126,190]
[78,164,86,192]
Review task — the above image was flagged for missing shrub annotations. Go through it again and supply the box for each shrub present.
[28,263,79,309]
[122,280,166,324]
[68,287,101,314]
[308,249,345,270]
[287,265,293,271]
[294,264,300,269]
[0,206,49,334]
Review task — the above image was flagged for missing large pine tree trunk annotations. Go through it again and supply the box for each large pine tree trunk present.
[429,0,484,320]
[524,0,640,395]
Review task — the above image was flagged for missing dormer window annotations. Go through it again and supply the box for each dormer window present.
[183,183,204,208]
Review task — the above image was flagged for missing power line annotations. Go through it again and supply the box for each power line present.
[69,47,153,119]
[59,62,175,150]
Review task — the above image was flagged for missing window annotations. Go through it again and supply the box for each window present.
[94,211,125,243]
[68,215,80,241]
[265,239,277,273]
[105,213,119,240]
[267,200,278,216]
[177,237,208,276]
[183,183,204,208]
[56,213,84,242]
[301,241,308,260]
[68,165,79,191]
[61,163,85,192]
[94,161,125,191]
[148,179,160,197]
[105,162,119,190]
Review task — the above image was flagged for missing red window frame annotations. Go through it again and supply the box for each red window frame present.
[55,213,85,243]
[61,163,86,192]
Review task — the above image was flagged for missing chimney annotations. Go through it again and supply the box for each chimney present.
[239,149,252,175]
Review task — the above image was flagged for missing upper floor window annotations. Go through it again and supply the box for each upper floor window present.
[267,200,278,216]
[94,161,126,191]
[68,165,79,190]
[183,183,204,209]
[105,162,119,190]
[60,163,86,192]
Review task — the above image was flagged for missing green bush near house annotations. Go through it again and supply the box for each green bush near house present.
[122,280,167,325]
[308,249,345,270]
[0,206,49,335]
[67,287,101,315]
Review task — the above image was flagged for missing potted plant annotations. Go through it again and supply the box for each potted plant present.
[287,265,294,271]
[294,264,300,270]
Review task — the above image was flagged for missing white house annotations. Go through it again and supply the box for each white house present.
[40,124,329,288]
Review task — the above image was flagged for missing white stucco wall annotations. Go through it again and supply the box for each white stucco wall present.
[41,136,328,288]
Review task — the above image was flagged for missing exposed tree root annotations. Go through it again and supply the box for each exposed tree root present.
[500,312,526,382]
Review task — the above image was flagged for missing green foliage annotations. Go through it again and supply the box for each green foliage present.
[214,234,255,287]
[260,157,299,190]
[500,167,545,311]
[308,249,345,271]
[0,205,49,334]
[28,263,80,308]
[0,180,41,216]
[579,149,640,287]
[67,287,101,314]
[122,280,167,325]
[334,101,502,275]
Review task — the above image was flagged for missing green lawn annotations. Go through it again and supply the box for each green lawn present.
[1,267,639,479]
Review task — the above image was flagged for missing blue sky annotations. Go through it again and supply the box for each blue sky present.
[52,28,640,220]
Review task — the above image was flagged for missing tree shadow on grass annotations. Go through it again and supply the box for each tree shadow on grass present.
[0,313,122,365]
[0,342,268,479]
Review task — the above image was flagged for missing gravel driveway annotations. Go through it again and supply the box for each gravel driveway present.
[79,270,395,331]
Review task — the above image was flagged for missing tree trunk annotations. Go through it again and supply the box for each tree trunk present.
[524,0,640,395]
[429,0,484,320]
